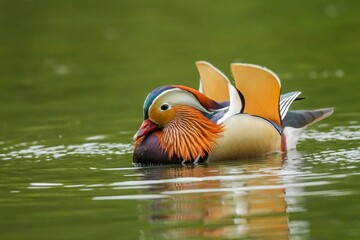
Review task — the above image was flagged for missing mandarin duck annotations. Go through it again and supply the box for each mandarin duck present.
[133,61,333,165]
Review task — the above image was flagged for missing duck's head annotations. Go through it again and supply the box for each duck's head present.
[133,85,225,165]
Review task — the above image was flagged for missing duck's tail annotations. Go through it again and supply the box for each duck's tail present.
[282,108,334,150]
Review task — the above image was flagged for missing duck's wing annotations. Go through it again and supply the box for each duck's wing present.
[231,63,282,126]
[196,61,230,102]
[283,108,334,129]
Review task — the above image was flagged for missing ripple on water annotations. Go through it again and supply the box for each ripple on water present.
[93,194,167,200]
[1,125,358,161]
[299,125,360,167]
[0,142,133,160]
[302,125,360,141]
[28,182,63,189]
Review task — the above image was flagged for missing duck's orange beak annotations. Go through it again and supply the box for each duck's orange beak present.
[133,119,158,141]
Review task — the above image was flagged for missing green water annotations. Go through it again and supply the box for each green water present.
[1,0,359,239]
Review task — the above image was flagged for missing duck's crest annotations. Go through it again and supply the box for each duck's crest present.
[143,85,224,120]
[173,85,224,111]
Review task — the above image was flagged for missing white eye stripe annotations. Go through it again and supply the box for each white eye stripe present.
[149,88,210,114]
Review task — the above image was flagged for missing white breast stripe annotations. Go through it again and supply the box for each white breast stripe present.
[217,83,243,124]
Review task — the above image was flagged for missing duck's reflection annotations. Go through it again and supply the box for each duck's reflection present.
[136,154,293,239]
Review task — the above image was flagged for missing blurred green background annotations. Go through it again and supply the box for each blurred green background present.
[1,0,359,143]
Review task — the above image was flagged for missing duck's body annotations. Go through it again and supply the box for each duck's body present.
[133,61,333,165]
[209,114,282,161]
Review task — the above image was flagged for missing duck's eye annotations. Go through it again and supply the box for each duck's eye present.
[160,103,170,111]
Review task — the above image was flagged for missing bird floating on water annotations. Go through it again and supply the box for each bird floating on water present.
[133,61,333,165]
